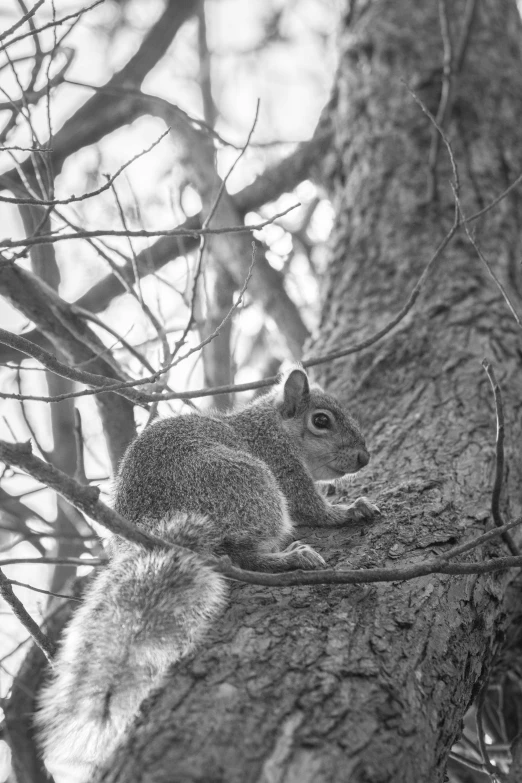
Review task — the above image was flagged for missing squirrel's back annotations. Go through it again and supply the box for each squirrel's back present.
[114,409,293,554]
[115,412,245,525]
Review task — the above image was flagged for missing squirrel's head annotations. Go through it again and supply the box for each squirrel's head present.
[274,367,370,481]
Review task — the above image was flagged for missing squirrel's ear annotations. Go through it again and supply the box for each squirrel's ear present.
[280,368,310,418]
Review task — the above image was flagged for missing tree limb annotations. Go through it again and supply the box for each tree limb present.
[0,264,136,469]
[0,0,201,195]
[0,567,55,662]
[74,131,331,316]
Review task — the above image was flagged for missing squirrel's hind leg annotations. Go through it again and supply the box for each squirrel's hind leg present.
[231,540,326,572]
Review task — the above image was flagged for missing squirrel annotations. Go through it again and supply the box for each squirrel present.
[35,366,378,782]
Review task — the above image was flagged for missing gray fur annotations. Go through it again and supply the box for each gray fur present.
[35,367,378,781]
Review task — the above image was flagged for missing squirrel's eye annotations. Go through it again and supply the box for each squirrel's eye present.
[312,412,332,430]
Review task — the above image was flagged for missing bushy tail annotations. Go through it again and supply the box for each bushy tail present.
[35,513,227,783]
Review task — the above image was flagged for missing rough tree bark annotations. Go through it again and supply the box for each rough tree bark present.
[94,1,522,782]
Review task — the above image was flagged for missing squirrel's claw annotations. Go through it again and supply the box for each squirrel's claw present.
[285,541,327,569]
[339,496,381,522]
[332,497,381,522]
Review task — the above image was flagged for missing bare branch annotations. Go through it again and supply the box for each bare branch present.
[0,0,44,43]
[0,0,200,193]
[482,360,519,556]
[170,243,257,370]
[3,437,522,596]
[74,132,332,315]
[439,518,522,562]
[408,82,522,333]
[0,144,49,151]
[0,567,55,663]
[0,127,170,205]
[165,101,260,374]
[454,0,479,74]
[303,218,459,368]
[0,439,171,550]
[0,46,74,115]
[476,686,499,782]
[219,553,522,586]
[0,486,46,555]
[0,263,137,468]
[0,204,300,251]
[8,579,81,602]
[507,734,522,783]
[0,327,153,405]
[0,557,105,567]
[449,750,488,774]
[73,408,88,485]
[459,208,522,328]
[204,99,260,229]
[465,169,522,224]
[2,0,105,50]
[426,0,453,200]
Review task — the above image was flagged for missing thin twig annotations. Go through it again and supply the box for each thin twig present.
[0,600,70,665]
[427,0,478,202]
[0,0,44,43]
[0,557,105,567]
[3,438,522,589]
[9,579,81,602]
[427,0,453,200]
[76,305,158,374]
[73,408,88,485]
[0,144,49,152]
[0,327,158,406]
[449,750,488,774]
[410,82,522,332]
[104,186,170,368]
[0,524,99,540]
[2,0,105,50]
[15,365,51,460]
[0,127,170,205]
[0,439,169,551]
[464,169,522,224]
[155,101,260,367]
[476,685,501,783]
[439,518,522,563]
[0,223,460,405]
[482,361,519,555]
[406,82,460,198]
[205,99,260,228]
[0,567,55,662]
[168,242,257,371]
[453,0,479,74]
[0,204,300,250]
[4,136,521,403]
[459,205,522,328]
[110,182,144,305]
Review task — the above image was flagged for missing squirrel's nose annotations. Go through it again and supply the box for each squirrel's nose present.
[357,450,370,468]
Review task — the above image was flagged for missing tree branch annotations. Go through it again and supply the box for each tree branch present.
[0,439,165,550]
[482,360,519,556]
[0,264,136,469]
[0,0,200,195]
[0,567,55,662]
[74,130,331,316]
[2,437,522,593]
[0,204,299,250]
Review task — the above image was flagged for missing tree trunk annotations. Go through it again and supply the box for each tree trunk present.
[98,1,522,781]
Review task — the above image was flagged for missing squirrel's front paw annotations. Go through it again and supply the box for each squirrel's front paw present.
[285,540,327,569]
[333,496,380,523]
